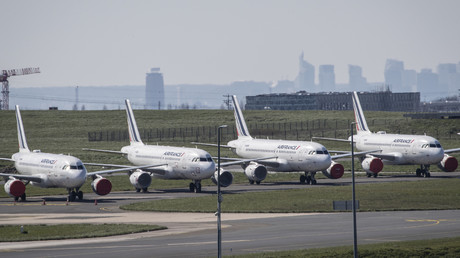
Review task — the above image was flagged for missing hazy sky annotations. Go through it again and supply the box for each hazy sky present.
[2,0,460,87]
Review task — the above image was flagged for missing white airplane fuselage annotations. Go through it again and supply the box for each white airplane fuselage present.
[121,145,216,180]
[11,151,87,188]
[353,133,445,165]
[228,139,332,172]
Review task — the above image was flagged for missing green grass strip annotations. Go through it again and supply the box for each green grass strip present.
[121,179,460,212]
[0,224,166,242]
[225,236,460,257]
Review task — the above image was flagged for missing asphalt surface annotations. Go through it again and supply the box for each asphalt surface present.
[0,172,459,257]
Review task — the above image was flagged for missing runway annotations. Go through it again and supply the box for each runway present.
[0,172,459,257]
[1,210,460,257]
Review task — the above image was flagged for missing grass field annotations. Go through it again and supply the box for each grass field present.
[0,224,166,242]
[1,109,459,170]
[226,236,460,257]
[120,179,460,213]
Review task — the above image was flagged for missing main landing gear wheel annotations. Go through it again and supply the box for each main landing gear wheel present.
[299,175,306,184]
[77,191,83,200]
[301,172,317,185]
[68,191,77,202]
[189,182,202,193]
[416,165,431,178]
[249,179,255,185]
[15,193,26,202]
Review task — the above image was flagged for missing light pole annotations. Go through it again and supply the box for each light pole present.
[351,122,358,258]
[217,124,227,258]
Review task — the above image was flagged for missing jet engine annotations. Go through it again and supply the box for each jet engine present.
[129,170,152,191]
[322,161,344,179]
[244,163,267,184]
[211,168,233,187]
[437,154,458,172]
[91,177,112,195]
[4,179,26,197]
[361,157,384,174]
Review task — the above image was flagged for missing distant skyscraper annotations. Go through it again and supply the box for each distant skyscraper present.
[384,59,404,91]
[417,69,439,100]
[295,52,315,91]
[318,65,335,92]
[145,68,164,109]
[348,65,367,91]
[437,63,458,96]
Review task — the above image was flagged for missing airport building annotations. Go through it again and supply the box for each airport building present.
[145,68,165,109]
[245,90,420,112]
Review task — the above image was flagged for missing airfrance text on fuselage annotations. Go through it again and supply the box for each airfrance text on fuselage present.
[163,152,185,157]
[393,139,414,144]
[277,145,300,150]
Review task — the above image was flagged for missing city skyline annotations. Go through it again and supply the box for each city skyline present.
[2,0,460,88]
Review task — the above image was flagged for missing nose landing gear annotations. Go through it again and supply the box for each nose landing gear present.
[300,172,317,185]
[416,165,431,177]
[189,180,202,193]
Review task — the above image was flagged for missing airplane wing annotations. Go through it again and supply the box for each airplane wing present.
[191,142,233,148]
[0,173,43,183]
[86,163,168,176]
[444,148,460,154]
[366,153,397,161]
[312,137,354,143]
[0,158,14,162]
[82,148,126,155]
[219,156,280,167]
[329,150,382,160]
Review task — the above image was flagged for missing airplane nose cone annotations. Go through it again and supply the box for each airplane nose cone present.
[68,169,87,187]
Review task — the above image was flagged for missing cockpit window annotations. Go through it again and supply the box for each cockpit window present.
[315,149,329,155]
[422,143,442,148]
[195,154,213,162]
[70,165,84,170]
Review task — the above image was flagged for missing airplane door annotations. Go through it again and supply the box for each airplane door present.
[298,148,306,161]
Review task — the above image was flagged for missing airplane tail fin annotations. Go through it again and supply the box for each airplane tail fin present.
[125,99,144,146]
[15,105,30,153]
[232,95,252,139]
[352,92,371,135]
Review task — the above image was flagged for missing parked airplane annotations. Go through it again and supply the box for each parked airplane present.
[195,95,350,185]
[83,99,233,193]
[0,106,154,202]
[318,91,459,177]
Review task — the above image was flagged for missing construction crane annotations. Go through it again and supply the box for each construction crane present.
[1,67,40,110]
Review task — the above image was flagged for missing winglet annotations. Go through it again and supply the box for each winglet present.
[352,92,371,135]
[15,105,30,153]
[125,99,144,146]
[232,95,252,139]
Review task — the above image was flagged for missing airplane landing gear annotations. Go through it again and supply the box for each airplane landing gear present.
[67,188,83,202]
[189,180,202,193]
[300,172,317,185]
[14,193,26,202]
[367,172,378,178]
[416,165,431,177]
